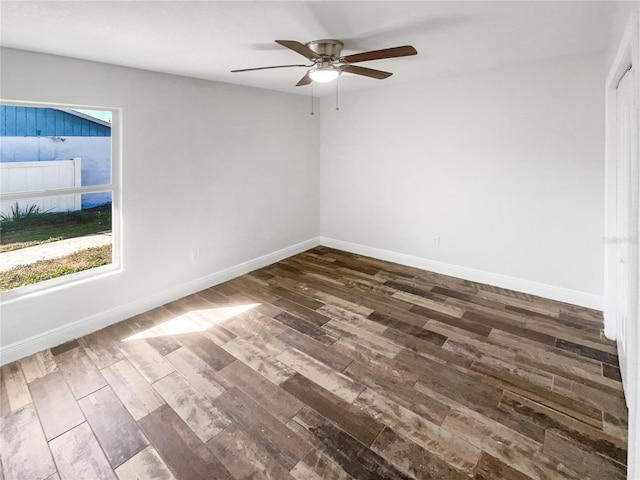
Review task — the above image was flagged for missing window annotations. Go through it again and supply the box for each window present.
[0,103,119,293]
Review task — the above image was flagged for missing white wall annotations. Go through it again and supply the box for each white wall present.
[0,47,610,356]
[320,54,606,304]
[0,48,319,354]
[606,1,640,67]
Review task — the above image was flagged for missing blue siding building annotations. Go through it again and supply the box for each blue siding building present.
[1,105,111,137]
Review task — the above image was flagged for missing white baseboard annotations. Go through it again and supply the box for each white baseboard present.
[0,237,321,365]
[0,235,604,365]
[320,237,604,311]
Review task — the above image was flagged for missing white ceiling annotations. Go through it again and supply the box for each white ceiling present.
[0,1,625,96]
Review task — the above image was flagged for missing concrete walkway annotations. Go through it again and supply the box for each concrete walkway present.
[0,232,112,272]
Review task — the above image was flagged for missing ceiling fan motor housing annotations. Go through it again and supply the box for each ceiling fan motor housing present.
[306,39,344,61]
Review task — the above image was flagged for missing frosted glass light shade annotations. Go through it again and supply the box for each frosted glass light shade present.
[309,68,340,83]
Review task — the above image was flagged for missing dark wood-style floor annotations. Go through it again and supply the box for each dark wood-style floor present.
[0,247,628,480]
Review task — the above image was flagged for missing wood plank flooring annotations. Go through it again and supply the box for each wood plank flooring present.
[0,246,628,479]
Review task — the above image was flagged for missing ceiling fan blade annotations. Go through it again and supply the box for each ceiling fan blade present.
[296,73,312,86]
[342,65,393,80]
[343,45,417,63]
[275,40,323,60]
[231,64,308,73]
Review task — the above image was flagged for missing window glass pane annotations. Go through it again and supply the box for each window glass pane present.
[1,103,116,293]
[0,193,113,291]
[0,105,112,192]
[82,191,113,210]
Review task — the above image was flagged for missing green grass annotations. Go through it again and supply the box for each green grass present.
[0,204,111,252]
[0,244,112,291]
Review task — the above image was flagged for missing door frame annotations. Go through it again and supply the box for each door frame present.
[604,11,639,479]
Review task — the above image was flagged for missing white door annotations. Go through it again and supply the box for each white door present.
[615,67,638,404]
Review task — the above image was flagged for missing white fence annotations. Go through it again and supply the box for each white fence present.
[0,158,82,217]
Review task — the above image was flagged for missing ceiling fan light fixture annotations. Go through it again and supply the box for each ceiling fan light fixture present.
[308,66,340,83]
[232,39,417,87]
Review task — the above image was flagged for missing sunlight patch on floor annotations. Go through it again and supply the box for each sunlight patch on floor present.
[122,303,260,341]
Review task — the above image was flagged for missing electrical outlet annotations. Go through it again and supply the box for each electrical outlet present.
[190,250,200,263]
[433,236,441,248]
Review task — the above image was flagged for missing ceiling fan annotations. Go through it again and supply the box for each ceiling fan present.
[232,39,418,86]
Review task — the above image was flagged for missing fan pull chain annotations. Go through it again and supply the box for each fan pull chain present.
[310,83,315,116]
[335,78,340,111]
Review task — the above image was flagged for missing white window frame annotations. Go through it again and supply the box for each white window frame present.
[0,100,121,301]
